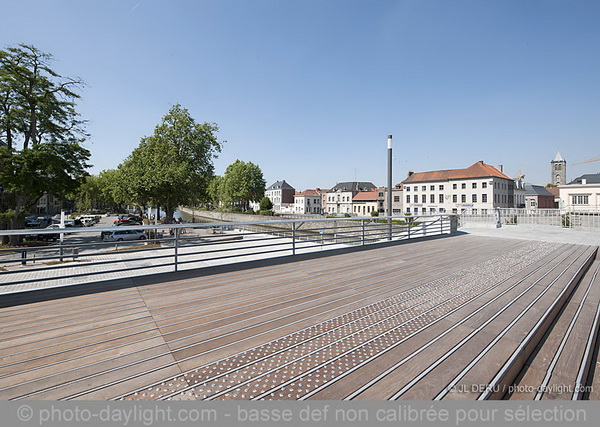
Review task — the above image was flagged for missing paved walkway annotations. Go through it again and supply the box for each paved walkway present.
[460,224,600,246]
[2,221,598,295]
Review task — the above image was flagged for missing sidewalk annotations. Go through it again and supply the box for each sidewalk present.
[460,224,600,246]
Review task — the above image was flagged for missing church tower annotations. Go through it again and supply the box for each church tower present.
[551,152,566,185]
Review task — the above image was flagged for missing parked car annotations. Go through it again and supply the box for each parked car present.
[101,229,147,242]
[77,214,100,225]
[113,216,142,225]
[25,219,42,228]
[27,224,62,242]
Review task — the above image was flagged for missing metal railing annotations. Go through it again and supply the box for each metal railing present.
[458,208,600,229]
[0,214,456,292]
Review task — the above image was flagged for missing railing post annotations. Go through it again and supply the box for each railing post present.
[174,228,179,272]
[21,250,27,266]
[292,222,296,255]
[441,215,443,234]
[361,219,365,245]
[407,220,411,240]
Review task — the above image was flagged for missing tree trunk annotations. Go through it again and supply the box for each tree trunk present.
[9,204,24,246]
[165,206,175,223]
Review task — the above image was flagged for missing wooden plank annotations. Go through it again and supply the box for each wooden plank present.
[0,236,589,401]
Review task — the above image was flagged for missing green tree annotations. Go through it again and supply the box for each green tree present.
[221,160,266,210]
[74,170,124,212]
[207,175,223,208]
[0,44,90,242]
[259,196,273,211]
[119,104,222,221]
[97,169,127,212]
[75,175,102,212]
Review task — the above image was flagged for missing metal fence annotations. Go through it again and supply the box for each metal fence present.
[458,208,600,229]
[0,214,456,292]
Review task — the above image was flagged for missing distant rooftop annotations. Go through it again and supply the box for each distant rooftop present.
[568,173,600,185]
[401,161,512,184]
[330,181,376,192]
[352,190,378,201]
[267,180,295,191]
[523,183,554,197]
[295,189,321,197]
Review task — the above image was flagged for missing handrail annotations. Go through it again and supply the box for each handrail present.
[0,214,457,292]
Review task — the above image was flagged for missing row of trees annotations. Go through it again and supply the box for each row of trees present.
[74,105,268,217]
[1,44,269,246]
[77,156,269,216]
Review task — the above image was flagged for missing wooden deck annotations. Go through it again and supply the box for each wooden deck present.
[0,234,598,400]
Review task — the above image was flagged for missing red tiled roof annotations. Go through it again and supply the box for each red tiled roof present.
[353,190,378,201]
[296,189,321,197]
[546,186,560,197]
[401,161,512,184]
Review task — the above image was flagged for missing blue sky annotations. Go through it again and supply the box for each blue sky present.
[2,0,599,189]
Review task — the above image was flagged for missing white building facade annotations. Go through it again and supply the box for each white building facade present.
[265,180,295,213]
[352,190,379,216]
[325,182,376,216]
[402,161,515,215]
[559,175,600,212]
[294,190,323,215]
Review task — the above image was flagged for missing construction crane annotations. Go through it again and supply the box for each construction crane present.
[573,157,600,165]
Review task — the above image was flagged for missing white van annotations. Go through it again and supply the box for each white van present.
[77,215,100,226]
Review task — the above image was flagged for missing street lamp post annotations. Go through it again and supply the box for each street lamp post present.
[387,135,393,240]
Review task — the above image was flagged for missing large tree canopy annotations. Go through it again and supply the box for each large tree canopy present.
[0,44,90,241]
[118,104,222,220]
[220,160,266,210]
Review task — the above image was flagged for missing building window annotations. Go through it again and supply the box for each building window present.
[453,194,457,203]
[430,208,436,213]
[421,195,425,203]
[414,208,418,214]
[406,186,410,191]
[482,182,487,189]
[439,208,445,213]
[407,195,410,203]
[461,183,466,189]
[430,185,435,191]
[394,196,400,203]
[472,208,478,214]
[439,185,444,190]
[472,183,477,189]
[422,186,426,191]
[482,209,488,215]
[482,194,488,203]
[453,183,457,190]
[430,194,435,203]
[572,195,589,205]
[452,208,458,214]
[439,194,444,203]
[461,194,466,203]
[472,194,477,203]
